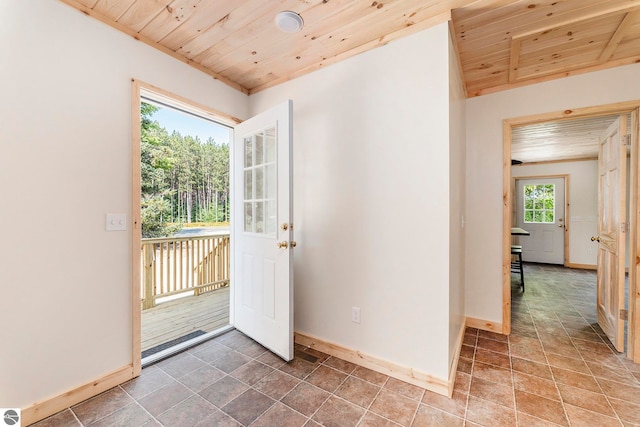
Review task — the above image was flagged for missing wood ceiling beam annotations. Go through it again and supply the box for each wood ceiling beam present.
[506,3,640,85]
[469,53,640,97]
[600,11,639,62]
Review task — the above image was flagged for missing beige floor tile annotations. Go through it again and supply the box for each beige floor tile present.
[369,389,419,426]
[514,390,568,426]
[312,396,365,427]
[469,376,515,409]
[352,366,389,387]
[33,265,637,427]
[335,376,381,408]
[550,366,601,392]
[476,337,509,354]
[511,357,553,380]
[323,356,358,374]
[220,389,274,425]
[474,348,511,369]
[466,395,516,427]
[609,397,640,425]
[556,383,615,417]
[472,361,513,386]
[72,387,134,425]
[281,382,330,417]
[305,365,348,393]
[251,402,308,427]
[358,411,400,427]
[513,371,560,401]
[564,404,623,427]
[384,378,425,401]
[253,369,301,400]
[421,390,467,418]
[412,404,464,427]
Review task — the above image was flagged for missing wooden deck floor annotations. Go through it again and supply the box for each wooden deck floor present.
[141,287,230,352]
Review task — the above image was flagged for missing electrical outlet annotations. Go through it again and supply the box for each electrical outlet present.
[352,307,361,324]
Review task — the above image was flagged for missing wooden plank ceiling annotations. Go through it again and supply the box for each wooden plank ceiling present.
[60,0,640,96]
[511,114,621,163]
[452,0,640,97]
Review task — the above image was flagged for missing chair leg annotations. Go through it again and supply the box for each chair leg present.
[518,252,524,292]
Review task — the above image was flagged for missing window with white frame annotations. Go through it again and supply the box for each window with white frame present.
[524,184,555,223]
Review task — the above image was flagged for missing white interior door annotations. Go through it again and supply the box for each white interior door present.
[516,177,565,264]
[232,100,293,361]
[595,115,626,352]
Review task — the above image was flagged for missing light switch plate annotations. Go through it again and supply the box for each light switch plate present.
[106,213,127,231]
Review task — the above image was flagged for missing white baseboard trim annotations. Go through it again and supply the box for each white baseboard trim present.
[466,317,503,333]
[22,364,134,426]
[294,331,450,397]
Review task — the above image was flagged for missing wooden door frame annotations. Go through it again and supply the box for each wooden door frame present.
[512,175,570,266]
[502,100,640,363]
[130,79,241,376]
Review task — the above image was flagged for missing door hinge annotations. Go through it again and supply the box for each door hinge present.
[623,134,632,146]
[620,309,629,320]
[621,222,629,233]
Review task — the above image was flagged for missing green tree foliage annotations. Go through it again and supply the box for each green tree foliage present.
[140,102,229,237]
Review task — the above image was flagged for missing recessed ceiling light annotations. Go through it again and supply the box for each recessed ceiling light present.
[275,11,304,33]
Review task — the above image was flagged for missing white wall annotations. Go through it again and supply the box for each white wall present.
[513,160,598,266]
[448,29,466,364]
[0,0,248,408]
[465,63,640,324]
[250,23,453,380]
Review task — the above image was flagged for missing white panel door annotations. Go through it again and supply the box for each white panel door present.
[595,116,626,352]
[232,100,293,361]
[516,177,565,264]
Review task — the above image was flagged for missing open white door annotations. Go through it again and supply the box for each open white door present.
[595,115,627,352]
[232,100,294,361]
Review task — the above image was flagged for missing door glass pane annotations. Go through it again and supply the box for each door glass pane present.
[266,128,276,162]
[244,137,253,168]
[256,167,264,199]
[266,164,276,199]
[244,170,253,200]
[523,184,555,223]
[243,126,277,235]
[244,202,253,232]
[255,202,264,233]
[255,134,264,165]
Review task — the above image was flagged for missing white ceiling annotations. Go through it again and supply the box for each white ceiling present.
[511,114,624,163]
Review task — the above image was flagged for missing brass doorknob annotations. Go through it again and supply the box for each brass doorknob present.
[290,241,297,248]
[591,236,600,242]
[277,241,288,249]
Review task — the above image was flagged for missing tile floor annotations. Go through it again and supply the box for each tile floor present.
[32,264,640,426]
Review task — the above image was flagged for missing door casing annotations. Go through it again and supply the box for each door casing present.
[131,79,241,376]
[502,101,640,363]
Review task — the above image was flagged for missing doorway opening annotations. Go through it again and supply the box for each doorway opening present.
[131,81,241,371]
[502,101,640,363]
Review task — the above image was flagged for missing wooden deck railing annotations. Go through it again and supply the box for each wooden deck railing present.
[141,233,230,309]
